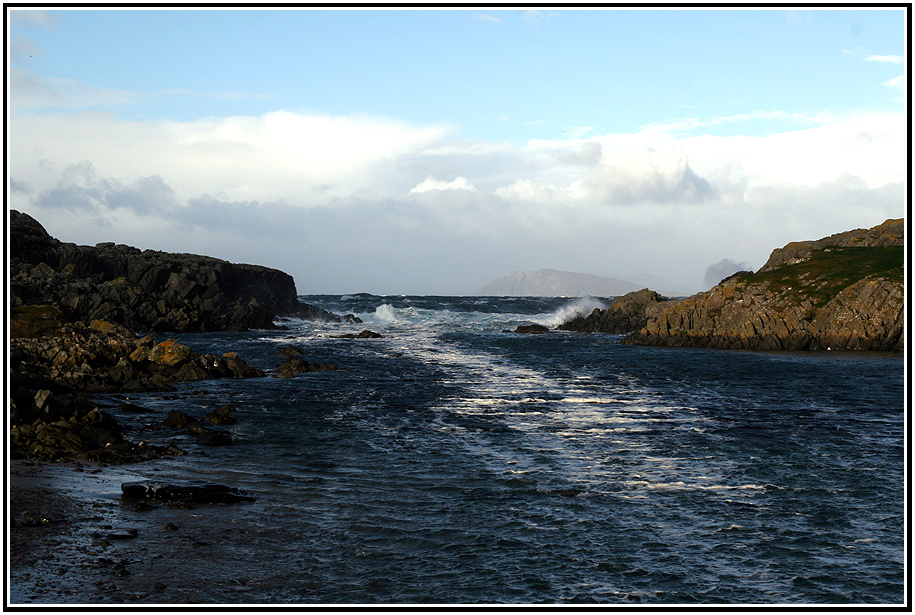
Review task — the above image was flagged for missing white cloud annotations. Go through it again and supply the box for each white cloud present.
[10,38,44,62]
[864,54,903,64]
[409,176,477,194]
[9,108,904,293]
[475,13,503,23]
[10,69,142,109]
[8,9,58,28]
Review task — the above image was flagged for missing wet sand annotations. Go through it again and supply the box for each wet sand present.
[8,460,265,605]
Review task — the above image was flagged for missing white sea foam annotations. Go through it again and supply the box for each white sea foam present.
[373,304,398,323]
[534,296,608,328]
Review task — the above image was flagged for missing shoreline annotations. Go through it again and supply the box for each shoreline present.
[7,459,262,605]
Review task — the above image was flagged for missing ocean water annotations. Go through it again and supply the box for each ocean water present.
[90,295,904,604]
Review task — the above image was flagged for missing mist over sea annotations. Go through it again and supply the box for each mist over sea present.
[27,295,903,605]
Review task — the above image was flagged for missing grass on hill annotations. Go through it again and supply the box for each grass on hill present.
[738,246,903,307]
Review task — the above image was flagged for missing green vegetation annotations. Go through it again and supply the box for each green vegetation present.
[11,305,67,338]
[739,246,903,307]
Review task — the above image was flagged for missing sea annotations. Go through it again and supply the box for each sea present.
[43,295,908,604]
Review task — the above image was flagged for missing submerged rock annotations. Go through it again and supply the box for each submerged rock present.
[121,481,256,504]
[203,405,237,425]
[276,345,306,356]
[274,357,341,378]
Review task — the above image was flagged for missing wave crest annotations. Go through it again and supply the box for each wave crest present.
[535,296,607,328]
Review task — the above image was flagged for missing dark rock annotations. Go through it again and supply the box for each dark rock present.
[510,324,550,334]
[203,405,237,425]
[121,481,256,504]
[222,352,264,378]
[558,289,672,334]
[274,356,341,378]
[10,209,346,333]
[10,321,264,395]
[333,330,384,339]
[276,345,306,356]
[161,410,195,429]
[188,424,233,446]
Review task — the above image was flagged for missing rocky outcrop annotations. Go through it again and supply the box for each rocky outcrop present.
[9,309,265,462]
[10,210,341,333]
[622,220,904,351]
[759,218,903,272]
[558,289,675,333]
[10,311,265,394]
[9,386,184,463]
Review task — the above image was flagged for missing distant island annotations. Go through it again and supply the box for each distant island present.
[559,219,904,351]
[477,268,684,297]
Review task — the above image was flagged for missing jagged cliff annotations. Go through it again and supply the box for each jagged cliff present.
[10,210,343,332]
[620,219,904,351]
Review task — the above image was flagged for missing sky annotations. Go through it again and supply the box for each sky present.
[7,7,907,295]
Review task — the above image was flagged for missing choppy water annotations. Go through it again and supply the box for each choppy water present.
[85,295,904,604]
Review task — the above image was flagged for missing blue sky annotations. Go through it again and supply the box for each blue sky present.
[8,7,907,294]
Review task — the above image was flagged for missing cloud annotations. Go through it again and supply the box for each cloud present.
[31,161,178,215]
[8,9,58,28]
[475,13,503,23]
[704,259,752,287]
[10,69,142,109]
[9,108,904,293]
[864,54,903,64]
[409,176,477,194]
[10,38,44,62]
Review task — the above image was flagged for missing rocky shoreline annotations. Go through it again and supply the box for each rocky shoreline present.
[8,210,357,465]
[557,219,904,351]
[7,211,359,603]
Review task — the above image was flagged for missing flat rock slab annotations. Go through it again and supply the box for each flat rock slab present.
[121,481,256,504]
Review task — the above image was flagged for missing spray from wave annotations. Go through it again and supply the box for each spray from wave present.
[534,296,608,328]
